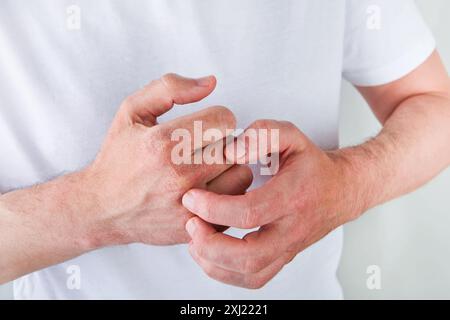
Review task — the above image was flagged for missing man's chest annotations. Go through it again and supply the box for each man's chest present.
[0,0,346,191]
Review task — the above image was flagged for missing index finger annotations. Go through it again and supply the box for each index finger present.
[182,176,289,229]
[162,105,237,151]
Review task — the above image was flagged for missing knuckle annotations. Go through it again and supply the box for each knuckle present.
[242,199,259,228]
[280,120,307,146]
[280,121,303,138]
[160,73,183,99]
[161,73,178,88]
[242,207,256,229]
[150,78,174,107]
[214,105,237,129]
[251,119,273,131]
[243,256,267,274]
[203,105,236,132]
[159,74,178,100]
[280,120,296,131]
[244,276,268,290]
[147,79,160,89]
[121,94,137,110]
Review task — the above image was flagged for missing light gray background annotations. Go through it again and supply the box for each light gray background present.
[0,0,449,299]
[338,0,450,300]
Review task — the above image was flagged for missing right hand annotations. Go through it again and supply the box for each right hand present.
[80,74,252,247]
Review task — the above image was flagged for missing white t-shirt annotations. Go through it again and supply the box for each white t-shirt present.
[0,0,434,299]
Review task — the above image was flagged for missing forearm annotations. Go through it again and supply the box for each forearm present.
[0,170,100,284]
[337,92,450,220]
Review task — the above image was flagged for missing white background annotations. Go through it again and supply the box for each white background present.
[1,0,449,299]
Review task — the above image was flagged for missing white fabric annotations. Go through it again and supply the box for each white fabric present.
[0,0,434,299]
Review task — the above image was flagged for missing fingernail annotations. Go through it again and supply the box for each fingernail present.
[186,219,196,237]
[196,75,213,87]
[182,192,195,211]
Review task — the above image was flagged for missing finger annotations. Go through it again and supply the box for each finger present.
[189,244,287,289]
[225,119,308,164]
[205,165,253,232]
[164,105,236,151]
[206,165,253,195]
[182,176,290,228]
[163,106,237,184]
[186,217,285,274]
[118,73,216,127]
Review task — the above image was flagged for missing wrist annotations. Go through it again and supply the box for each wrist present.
[328,148,373,224]
[63,169,107,252]
[38,169,110,254]
[71,166,133,250]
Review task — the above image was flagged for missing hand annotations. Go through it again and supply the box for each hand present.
[81,74,252,247]
[182,120,362,289]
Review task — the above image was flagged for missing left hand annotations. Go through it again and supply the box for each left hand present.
[181,119,364,289]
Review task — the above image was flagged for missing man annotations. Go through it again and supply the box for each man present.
[0,0,449,299]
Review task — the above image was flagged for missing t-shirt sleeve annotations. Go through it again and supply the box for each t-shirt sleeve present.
[342,0,436,86]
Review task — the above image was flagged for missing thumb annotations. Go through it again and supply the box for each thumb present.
[186,216,218,244]
[117,73,216,127]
